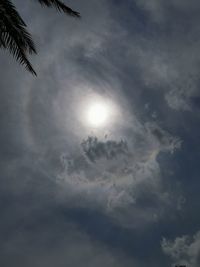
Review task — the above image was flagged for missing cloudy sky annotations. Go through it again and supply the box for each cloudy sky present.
[1,0,200,266]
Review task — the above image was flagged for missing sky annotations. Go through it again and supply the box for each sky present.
[1,0,200,266]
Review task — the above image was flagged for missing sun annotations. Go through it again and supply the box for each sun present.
[86,101,110,128]
[79,93,119,130]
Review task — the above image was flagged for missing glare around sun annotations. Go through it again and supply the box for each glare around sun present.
[86,102,110,127]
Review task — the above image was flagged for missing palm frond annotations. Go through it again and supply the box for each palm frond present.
[0,0,80,75]
[37,0,80,17]
[0,0,37,75]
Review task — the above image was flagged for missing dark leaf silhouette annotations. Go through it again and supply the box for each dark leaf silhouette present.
[0,0,37,75]
[0,0,80,75]
[38,0,80,17]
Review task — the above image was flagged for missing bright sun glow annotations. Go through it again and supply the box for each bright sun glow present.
[86,101,110,127]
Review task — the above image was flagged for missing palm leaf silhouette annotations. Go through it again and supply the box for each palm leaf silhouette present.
[37,0,80,17]
[0,0,80,75]
[0,0,37,75]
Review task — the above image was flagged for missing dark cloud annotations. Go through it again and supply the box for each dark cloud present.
[81,136,129,162]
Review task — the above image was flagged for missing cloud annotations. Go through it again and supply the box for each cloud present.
[136,0,200,22]
[12,0,182,228]
[0,213,135,267]
[114,0,200,112]
[81,136,129,162]
[161,230,200,267]
[1,0,196,266]
[57,121,181,227]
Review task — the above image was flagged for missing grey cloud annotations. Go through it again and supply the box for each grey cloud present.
[0,0,181,235]
[136,0,200,22]
[0,214,135,267]
[146,123,181,153]
[117,0,200,112]
[81,136,129,162]
[0,0,195,266]
[13,0,200,115]
[162,230,200,267]
[57,121,181,227]
[15,1,182,226]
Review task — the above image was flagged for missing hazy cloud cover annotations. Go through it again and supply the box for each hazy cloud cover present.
[1,0,200,266]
